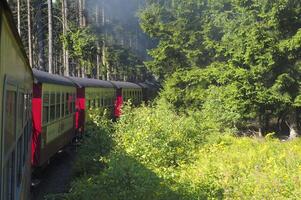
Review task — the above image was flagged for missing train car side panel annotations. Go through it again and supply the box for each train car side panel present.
[0,4,33,200]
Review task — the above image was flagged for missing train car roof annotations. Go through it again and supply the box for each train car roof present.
[110,81,142,89]
[33,69,75,86]
[67,77,115,88]
[137,83,150,89]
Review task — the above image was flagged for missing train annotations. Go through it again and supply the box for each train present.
[0,1,156,199]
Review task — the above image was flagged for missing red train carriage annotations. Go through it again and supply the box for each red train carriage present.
[110,81,143,118]
[67,77,115,134]
[31,69,77,167]
[0,1,33,200]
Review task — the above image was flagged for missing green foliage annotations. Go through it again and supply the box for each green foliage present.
[115,103,213,171]
[141,0,301,133]
[62,26,97,75]
[65,152,182,200]
[72,108,114,177]
[177,136,301,199]
[61,106,301,200]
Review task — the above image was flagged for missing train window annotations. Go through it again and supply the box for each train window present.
[23,94,27,125]
[71,94,73,113]
[4,90,16,155]
[16,137,22,187]
[17,92,25,134]
[87,100,91,109]
[43,92,49,124]
[23,122,29,165]
[73,94,75,112]
[3,152,16,200]
[65,93,70,116]
[94,99,97,108]
[101,98,104,107]
[50,93,56,121]
[93,99,96,108]
[56,92,61,119]
[61,93,65,117]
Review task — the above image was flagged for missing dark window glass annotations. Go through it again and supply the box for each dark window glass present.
[4,90,16,155]
[4,152,15,200]
[61,93,65,117]
[43,93,49,124]
[50,105,55,121]
[50,93,56,121]
[17,138,22,187]
[56,93,61,119]
[18,92,24,133]
[72,94,76,113]
[50,93,55,105]
[65,93,70,116]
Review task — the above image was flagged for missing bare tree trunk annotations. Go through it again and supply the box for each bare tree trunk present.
[37,0,46,70]
[286,110,299,139]
[27,0,33,67]
[62,0,69,76]
[78,0,86,77]
[96,41,101,79]
[79,0,84,27]
[17,0,21,34]
[48,0,53,73]
[95,4,102,79]
[101,1,109,80]
[82,0,86,27]
[79,0,82,26]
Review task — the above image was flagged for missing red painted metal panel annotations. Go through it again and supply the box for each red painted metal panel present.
[114,89,123,118]
[76,88,85,134]
[31,83,42,166]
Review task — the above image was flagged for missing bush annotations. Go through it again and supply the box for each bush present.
[72,108,114,176]
[115,103,216,172]
[176,136,301,199]
[65,152,183,200]
[60,104,301,200]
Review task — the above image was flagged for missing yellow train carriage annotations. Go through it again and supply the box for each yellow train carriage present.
[110,81,143,105]
[0,1,33,200]
[32,69,76,167]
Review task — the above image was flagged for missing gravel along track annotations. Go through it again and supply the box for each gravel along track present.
[31,145,77,200]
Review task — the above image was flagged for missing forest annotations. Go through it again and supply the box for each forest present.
[8,0,154,82]
[8,0,301,199]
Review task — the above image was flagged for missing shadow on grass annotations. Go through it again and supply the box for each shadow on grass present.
[46,121,224,200]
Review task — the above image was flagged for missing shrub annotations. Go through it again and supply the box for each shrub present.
[176,136,301,199]
[65,152,183,200]
[115,103,216,172]
[72,108,114,176]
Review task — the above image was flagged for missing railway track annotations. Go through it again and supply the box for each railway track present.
[31,145,76,200]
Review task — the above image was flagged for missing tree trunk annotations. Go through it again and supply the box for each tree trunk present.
[36,0,46,70]
[48,0,53,73]
[95,5,102,79]
[17,0,21,34]
[79,0,86,28]
[286,110,300,139]
[62,0,69,76]
[96,41,101,79]
[101,1,109,80]
[27,0,33,67]
[82,0,86,27]
[79,0,82,26]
